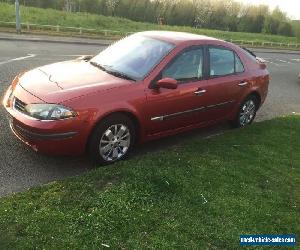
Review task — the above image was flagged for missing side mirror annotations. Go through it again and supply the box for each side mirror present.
[157,78,178,89]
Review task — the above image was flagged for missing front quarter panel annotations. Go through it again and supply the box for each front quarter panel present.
[62,81,147,143]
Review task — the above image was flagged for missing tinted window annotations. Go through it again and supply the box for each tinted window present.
[235,54,244,73]
[209,47,234,76]
[162,48,203,82]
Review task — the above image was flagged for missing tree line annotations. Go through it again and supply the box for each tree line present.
[1,0,296,37]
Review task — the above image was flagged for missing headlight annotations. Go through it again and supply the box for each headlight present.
[25,104,77,120]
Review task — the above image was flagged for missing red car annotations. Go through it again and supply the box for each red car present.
[2,31,269,164]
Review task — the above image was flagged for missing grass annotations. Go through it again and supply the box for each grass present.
[0,2,299,45]
[0,115,299,249]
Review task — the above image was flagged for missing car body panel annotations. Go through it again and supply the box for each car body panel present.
[2,31,269,155]
[19,60,133,103]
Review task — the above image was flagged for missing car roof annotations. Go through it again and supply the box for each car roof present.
[137,31,221,45]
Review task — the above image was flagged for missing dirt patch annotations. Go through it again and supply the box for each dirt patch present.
[94,175,121,190]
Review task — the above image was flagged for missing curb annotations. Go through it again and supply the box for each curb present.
[0,34,112,46]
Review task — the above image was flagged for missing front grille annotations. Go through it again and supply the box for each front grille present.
[11,122,31,141]
[13,97,27,113]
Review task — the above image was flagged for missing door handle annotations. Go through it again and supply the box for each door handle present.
[238,81,248,86]
[194,89,206,95]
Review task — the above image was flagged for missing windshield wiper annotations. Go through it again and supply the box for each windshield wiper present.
[90,62,136,81]
[106,69,136,81]
[90,61,108,72]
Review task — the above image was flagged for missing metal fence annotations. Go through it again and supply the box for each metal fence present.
[226,39,299,48]
[0,21,299,49]
[0,21,134,37]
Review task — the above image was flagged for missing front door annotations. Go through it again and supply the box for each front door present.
[144,46,210,135]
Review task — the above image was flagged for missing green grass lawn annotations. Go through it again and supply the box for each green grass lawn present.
[0,115,299,249]
[0,2,299,45]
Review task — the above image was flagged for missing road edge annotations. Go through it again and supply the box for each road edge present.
[1,32,300,54]
[0,32,112,46]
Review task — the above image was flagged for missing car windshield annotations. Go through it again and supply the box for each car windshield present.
[91,35,175,80]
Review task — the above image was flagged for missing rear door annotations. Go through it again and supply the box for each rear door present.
[201,45,251,121]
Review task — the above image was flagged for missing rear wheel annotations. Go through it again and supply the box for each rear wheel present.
[88,114,135,165]
[231,95,258,128]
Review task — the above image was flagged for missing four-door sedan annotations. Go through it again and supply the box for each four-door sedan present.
[2,31,269,165]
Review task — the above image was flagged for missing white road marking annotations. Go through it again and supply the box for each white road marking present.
[37,54,86,57]
[0,54,36,65]
[277,59,288,63]
[265,58,297,65]
[267,61,280,66]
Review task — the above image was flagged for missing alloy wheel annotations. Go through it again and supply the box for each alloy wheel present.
[239,99,256,126]
[99,124,131,162]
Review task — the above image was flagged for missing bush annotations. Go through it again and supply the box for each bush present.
[277,22,294,37]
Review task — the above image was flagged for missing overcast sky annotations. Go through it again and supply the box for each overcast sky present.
[237,0,300,20]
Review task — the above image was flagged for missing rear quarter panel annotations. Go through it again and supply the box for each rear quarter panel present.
[232,43,269,101]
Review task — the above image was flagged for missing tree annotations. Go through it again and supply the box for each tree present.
[293,21,300,41]
[277,22,293,37]
[263,6,288,35]
[1,0,296,38]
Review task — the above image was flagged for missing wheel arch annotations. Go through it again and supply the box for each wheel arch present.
[85,110,142,152]
[247,90,262,109]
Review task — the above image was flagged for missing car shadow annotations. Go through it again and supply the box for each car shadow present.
[39,121,231,166]
[38,121,231,169]
[131,122,231,158]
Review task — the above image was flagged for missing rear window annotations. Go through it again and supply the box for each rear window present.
[235,54,244,73]
[242,47,256,58]
[241,47,258,64]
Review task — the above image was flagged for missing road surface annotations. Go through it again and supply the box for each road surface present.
[0,40,299,196]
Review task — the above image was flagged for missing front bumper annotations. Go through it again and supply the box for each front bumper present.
[10,121,78,141]
[3,85,91,155]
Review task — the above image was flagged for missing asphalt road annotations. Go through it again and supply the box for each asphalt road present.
[0,40,300,197]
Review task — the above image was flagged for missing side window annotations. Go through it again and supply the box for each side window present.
[162,48,203,82]
[235,54,244,73]
[209,47,234,77]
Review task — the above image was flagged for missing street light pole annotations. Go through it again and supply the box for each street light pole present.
[15,0,21,34]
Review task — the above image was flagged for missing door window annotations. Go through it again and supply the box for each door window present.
[235,54,245,73]
[209,47,235,77]
[162,48,203,82]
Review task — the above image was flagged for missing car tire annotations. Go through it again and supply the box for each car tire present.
[88,114,136,165]
[231,95,259,128]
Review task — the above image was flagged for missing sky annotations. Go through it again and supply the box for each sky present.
[237,0,300,20]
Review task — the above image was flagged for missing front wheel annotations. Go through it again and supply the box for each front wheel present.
[88,114,135,165]
[231,95,258,128]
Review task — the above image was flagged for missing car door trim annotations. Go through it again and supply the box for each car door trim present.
[151,106,205,121]
[151,100,234,121]
[206,100,235,109]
